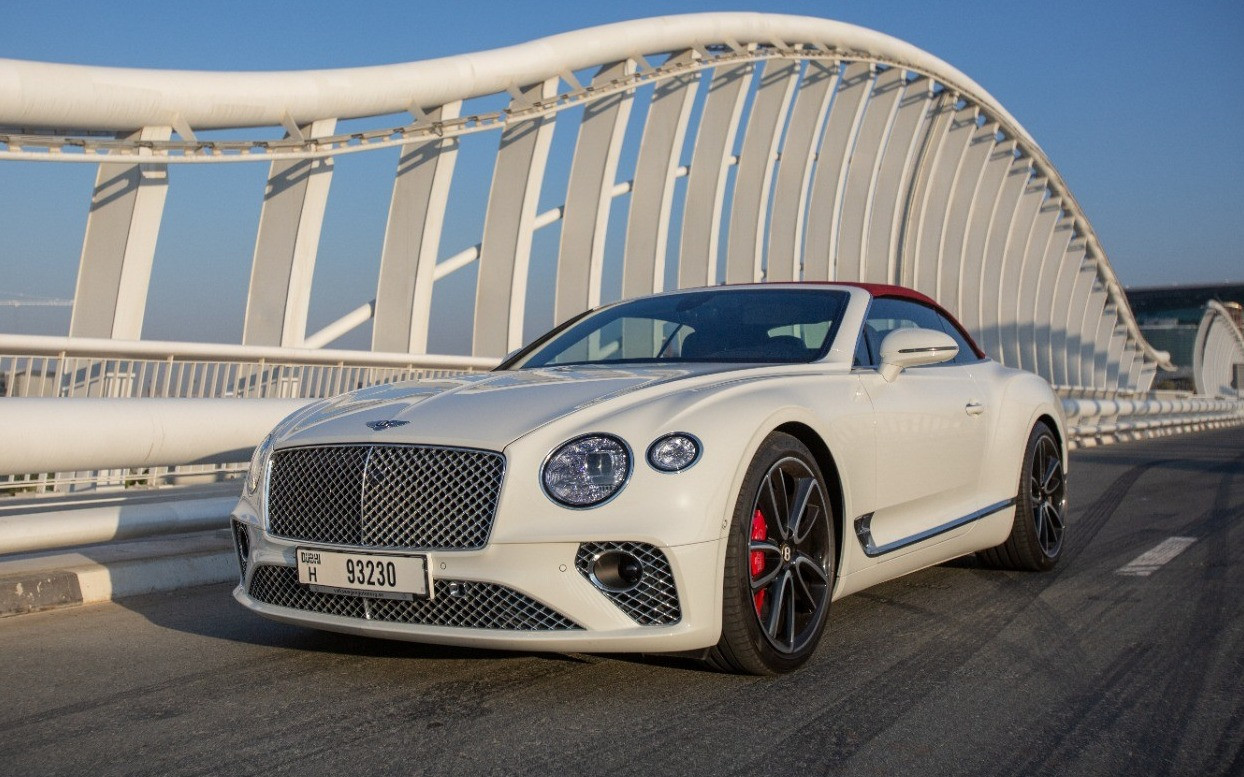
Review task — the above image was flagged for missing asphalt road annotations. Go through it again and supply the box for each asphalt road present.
[3,427,1242,777]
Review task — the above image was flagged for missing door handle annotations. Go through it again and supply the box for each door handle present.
[965,401,985,417]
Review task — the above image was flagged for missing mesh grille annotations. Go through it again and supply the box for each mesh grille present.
[247,565,581,631]
[266,444,505,550]
[231,520,250,582]
[576,542,681,626]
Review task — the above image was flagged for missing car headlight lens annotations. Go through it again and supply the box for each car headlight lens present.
[246,434,274,495]
[542,434,630,507]
[647,433,701,472]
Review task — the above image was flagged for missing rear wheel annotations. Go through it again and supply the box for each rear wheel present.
[707,433,835,675]
[978,421,1066,571]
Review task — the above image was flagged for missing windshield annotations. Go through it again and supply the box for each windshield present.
[503,288,850,369]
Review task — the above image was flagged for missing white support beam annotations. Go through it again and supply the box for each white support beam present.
[725,58,798,283]
[679,62,753,288]
[905,104,977,295]
[622,52,699,298]
[472,79,558,357]
[766,61,836,282]
[1066,261,1099,388]
[70,126,172,340]
[937,120,997,314]
[556,61,634,323]
[835,66,905,283]
[803,61,873,281]
[866,77,935,284]
[956,138,1016,334]
[1011,196,1062,371]
[993,175,1046,367]
[1048,240,1086,385]
[373,102,462,354]
[242,118,337,347]
[1028,216,1075,376]
[974,156,1031,357]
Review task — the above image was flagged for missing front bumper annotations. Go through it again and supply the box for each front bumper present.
[231,521,724,654]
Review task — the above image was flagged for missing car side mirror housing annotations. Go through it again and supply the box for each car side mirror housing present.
[878,328,959,382]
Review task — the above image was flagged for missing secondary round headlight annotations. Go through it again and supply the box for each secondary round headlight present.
[246,434,274,495]
[647,433,701,472]
[542,434,630,507]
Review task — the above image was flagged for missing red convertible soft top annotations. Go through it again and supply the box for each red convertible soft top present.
[825,282,988,360]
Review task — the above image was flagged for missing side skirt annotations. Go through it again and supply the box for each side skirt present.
[854,499,1017,558]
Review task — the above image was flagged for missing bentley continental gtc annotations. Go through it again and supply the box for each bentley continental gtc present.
[231,283,1068,674]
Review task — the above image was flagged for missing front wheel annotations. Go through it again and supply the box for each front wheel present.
[707,433,835,675]
[978,421,1067,571]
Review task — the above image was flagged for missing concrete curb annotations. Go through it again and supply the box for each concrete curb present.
[0,529,238,617]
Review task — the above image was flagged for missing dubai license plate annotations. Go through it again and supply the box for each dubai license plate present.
[297,548,429,600]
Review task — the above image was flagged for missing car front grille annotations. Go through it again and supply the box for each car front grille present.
[247,565,581,631]
[266,444,505,550]
[575,541,681,626]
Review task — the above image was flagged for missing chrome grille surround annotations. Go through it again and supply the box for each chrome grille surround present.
[575,542,682,626]
[247,565,582,631]
[265,444,505,550]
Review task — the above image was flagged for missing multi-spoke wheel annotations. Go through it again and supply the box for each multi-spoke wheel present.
[708,432,835,675]
[979,421,1067,571]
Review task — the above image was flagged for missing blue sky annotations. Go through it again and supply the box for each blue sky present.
[1,0,1240,348]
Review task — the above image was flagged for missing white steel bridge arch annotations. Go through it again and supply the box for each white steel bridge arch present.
[0,12,1172,392]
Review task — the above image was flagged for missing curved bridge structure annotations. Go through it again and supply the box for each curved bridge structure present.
[1,12,1170,394]
[1194,302,1244,399]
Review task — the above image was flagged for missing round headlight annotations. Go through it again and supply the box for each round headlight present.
[246,434,273,495]
[647,433,701,472]
[542,434,630,507]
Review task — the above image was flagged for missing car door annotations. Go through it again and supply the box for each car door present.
[854,297,988,555]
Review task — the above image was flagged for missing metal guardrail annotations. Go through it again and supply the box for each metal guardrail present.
[1061,394,1244,448]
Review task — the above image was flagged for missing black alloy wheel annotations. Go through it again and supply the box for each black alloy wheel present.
[979,421,1067,571]
[708,432,835,675]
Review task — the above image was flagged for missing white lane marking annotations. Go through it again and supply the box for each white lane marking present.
[1116,537,1197,577]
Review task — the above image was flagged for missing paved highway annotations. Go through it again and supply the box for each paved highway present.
[3,427,1242,777]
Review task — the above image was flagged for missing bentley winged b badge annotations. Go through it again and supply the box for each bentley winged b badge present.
[365,420,409,431]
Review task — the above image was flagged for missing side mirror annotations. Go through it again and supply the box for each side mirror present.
[878,328,959,382]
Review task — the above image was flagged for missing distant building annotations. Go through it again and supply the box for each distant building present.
[1126,283,1244,391]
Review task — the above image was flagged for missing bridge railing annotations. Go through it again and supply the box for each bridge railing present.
[0,334,493,496]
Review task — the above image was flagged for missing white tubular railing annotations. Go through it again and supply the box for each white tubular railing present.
[1063,395,1244,448]
[0,334,497,400]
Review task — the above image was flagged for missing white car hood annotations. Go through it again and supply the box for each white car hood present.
[276,363,746,451]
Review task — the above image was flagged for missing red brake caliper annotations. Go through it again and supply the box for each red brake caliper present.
[750,509,768,615]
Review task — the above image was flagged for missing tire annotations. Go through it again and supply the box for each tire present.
[978,421,1067,571]
[707,432,835,675]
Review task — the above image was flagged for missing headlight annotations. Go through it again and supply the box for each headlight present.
[246,433,274,495]
[542,434,631,507]
[647,433,701,472]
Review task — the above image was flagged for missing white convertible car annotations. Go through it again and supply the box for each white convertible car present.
[231,283,1067,674]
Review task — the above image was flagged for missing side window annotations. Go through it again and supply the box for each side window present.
[935,312,980,364]
[863,297,974,367]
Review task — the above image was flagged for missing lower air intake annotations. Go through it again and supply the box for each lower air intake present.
[247,565,581,631]
[576,542,681,625]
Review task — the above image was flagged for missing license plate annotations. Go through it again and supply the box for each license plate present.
[296,548,429,600]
